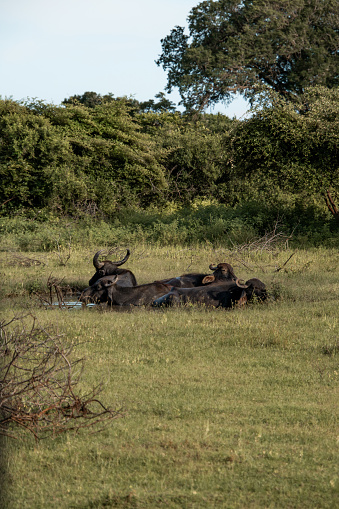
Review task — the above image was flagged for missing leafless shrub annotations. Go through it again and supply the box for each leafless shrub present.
[230,223,294,254]
[74,200,102,218]
[33,275,80,309]
[0,314,122,440]
[220,223,295,274]
[229,249,296,275]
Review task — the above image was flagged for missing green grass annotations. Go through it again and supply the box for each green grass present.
[1,245,339,508]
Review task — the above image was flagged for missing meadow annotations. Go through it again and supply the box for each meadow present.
[0,242,338,508]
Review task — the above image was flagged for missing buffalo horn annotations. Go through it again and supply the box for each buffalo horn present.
[103,281,116,288]
[93,250,105,269]
[235,278,249,289]
[209,264,218,271]
[103,275,119,287]
[93,249,130,269]
[114,249,130,267]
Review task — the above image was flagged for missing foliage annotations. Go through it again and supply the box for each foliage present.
[62,90,177,114]
[62,91,116,108]
[139,111,233,203]
[0,85,338,236]
[222,87,339,197]
[0,98,167,214]
[0,193,337,254]
[43,99,168,210]
[137,91,177,113]
[156,0,339,111]
[0,99,72,210]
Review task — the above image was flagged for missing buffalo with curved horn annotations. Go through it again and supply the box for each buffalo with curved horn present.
[153,277,267,308]
[88,249,137,286]
[155,262,237,288]
[80,275,172,307]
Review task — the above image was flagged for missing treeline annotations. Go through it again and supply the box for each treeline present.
[0,86,338,235]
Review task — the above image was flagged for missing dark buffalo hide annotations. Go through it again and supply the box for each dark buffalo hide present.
[107,280,173,307]
[156,262,237,288]
[80,275,172,307]
[80,275,133,304]
[89,249,137,286]
[153,278,267,309]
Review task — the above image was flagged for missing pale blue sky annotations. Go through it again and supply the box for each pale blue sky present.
[0,0,249,118]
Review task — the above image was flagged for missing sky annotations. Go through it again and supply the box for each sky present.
[0,0,249,118]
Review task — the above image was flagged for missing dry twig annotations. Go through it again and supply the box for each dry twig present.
[230,224,293,254]
[0,314,122,440]
[274,252,296,272]
[33,275,80,309]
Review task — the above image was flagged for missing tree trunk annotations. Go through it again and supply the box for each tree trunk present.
[324,190,339,223]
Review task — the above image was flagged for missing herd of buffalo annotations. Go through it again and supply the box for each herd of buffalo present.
[79,249,268,309]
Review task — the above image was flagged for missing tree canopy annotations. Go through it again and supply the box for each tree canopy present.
[156,0,339,111]
[62,91,177,114]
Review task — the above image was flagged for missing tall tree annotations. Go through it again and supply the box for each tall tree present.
[156,0,339,111]
[138,92,177,113]
[62,91,114,108]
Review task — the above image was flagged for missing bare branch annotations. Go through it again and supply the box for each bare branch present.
[0,197,15,207]
[274,252,296,272]
[324,190,339,222]
[0,315,123,440]
[33,275,80,309]
[230,223,294,255]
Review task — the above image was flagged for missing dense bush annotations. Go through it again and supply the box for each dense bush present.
[0,87,338,245]
[223,87,339,200]
[0,197,337,252]
[138,111,233,203]
[0,98,167,214]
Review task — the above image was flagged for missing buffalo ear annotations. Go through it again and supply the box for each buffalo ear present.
[202,275,215,284]
[103,275,118,287]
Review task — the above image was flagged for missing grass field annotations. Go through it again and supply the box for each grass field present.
[0,244,338,508]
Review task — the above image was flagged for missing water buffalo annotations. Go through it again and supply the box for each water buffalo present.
[153,278,267,309]
[80,275,131,304]
[89,249,137,286]
[80,275,172,307]
[156,262,237,288]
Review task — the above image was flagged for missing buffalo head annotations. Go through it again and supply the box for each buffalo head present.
[235,278,267,303]
[89,249,137,286]
[80,275,119,304]
[202,263,237,284]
